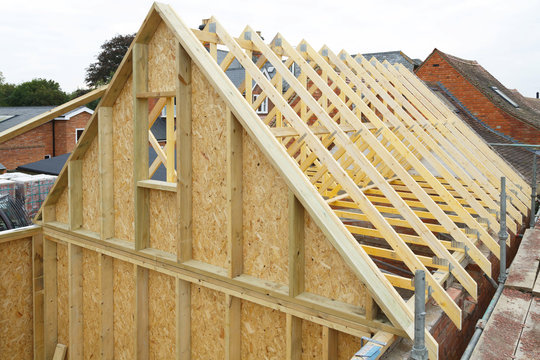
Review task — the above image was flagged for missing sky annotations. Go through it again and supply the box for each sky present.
[1,0,540,97]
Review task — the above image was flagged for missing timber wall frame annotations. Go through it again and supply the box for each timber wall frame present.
[21,2,532,360]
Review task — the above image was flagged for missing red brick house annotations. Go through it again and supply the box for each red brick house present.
[416,49,540,144]
[0,106,93,169]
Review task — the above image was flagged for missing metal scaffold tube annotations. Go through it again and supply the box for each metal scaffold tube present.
[411,269,428,360]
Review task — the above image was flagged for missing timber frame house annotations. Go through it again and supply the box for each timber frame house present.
[1,2,532,359]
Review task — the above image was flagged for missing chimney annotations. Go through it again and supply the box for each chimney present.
[536,92,539,99]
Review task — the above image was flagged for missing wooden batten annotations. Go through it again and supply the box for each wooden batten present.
[225,294,241,360]
[99,254,113,359]
[286,314,302,360]
[227,111,243,278]
[32,233,44,360]
[133,43,150,251]
[68,243,83,359]
[322,326,338,360]
[176,41,193,262]
[68,160,83,230]
[288,192,305,297]
[98,107,114,240]
[176,278,191,360]
[135,265,149,359]
[44,238,58,359]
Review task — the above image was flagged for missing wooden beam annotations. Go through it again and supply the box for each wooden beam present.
[135,265,149,359]
[365,293,379,322]
[68,243,83,360]
[136,90,176,98]
[225,294,241,360]
[286,314,302,360]
[227,111,243,278]
[44,223,405,338]
[99,254,113,359]
[98,107,114,240]
[137,179,177,192]
[176,41,193,262]
[288,192,305,297]
[147,3,420,343]
[68,160,83,230]
[33,233,44,360]
[176,278,191,360]
[0,86,106,144]
[0,224,41,244]
[322,326,338,360]
[133,42,150,251]
[44,238,58,359]
[52,344,68,360]
[166,96,176,182]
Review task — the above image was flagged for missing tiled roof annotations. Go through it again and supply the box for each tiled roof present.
[361,50,421,71]
[0,106,92,132]
[432,50,540,130]
[426,81,538,184]
[0,106,55,132]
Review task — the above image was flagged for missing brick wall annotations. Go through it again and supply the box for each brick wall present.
[430,227,525,359]
[0,122,53,169]
[0,111,92,170]
[54,112,91,155]
[416,52,540,144]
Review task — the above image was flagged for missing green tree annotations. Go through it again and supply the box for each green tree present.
[85,33,135,88]
[3,78,68,106]
[0,82,15,106]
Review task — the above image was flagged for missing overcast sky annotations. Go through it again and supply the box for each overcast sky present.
[1,0,539,97]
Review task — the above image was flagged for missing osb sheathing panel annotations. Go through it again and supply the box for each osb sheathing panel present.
[337,331,363,360]
[113,75,134,243]
[113,259,135,360]
[57,243,69,347]
[82,249,100,360]
[56,189,68,224]
[242,131,289,285]
[148,20,176,92]
[0,237,33,359]
[149,189,176,254]
[191,64,228,268]
[304,212,366,309]
[302,320,323,359]
[191,285,225,359]
[82,137,100,233]
[148,271,175,359]
[241,300,286,359]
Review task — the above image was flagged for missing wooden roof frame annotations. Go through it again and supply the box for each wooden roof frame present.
[34,3,532,359]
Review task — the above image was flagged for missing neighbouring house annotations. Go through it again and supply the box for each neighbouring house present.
[416,49,540,144]
[426,81,539,187]
[0,106,93,169]
[362,50,422,71]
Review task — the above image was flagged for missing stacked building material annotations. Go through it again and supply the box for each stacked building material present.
[0,179,16,199]
[0,172,57,218]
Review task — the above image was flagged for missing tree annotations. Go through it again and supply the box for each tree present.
[2,78,68,106]
[0,82,15,106]
[85,33,135,88]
